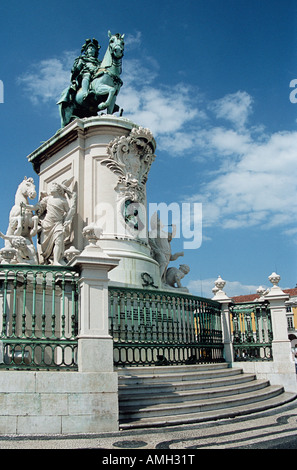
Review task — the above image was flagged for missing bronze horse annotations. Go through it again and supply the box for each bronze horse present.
[58,32,125,127]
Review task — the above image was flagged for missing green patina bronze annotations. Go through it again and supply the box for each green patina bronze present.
[0,265,79,370]
[57,31,125,128]
[109,285,224,367]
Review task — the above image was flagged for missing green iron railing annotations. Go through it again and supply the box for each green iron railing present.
[108,286,224,366]
[0,265,79,370]
[230,302,273,361]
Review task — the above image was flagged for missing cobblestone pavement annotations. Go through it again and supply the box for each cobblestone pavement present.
[1,399,297,451]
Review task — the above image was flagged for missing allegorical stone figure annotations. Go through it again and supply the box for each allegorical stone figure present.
[24,179,77,265]
[3,177,39,264]
[148,212,184,284]
[165,264,190,290]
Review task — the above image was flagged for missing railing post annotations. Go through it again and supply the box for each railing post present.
[69,243,119,372]
[212,276,234,363]
[264,272,296,392]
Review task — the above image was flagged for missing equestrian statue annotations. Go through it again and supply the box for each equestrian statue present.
[57,31,125,127]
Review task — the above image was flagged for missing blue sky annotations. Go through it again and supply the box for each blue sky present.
[1,0,297,298]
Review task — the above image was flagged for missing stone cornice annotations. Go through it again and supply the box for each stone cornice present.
[26,116,142,174]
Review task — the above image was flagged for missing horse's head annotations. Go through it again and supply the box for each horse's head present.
[108,31,125,59]
[18,177,37,200]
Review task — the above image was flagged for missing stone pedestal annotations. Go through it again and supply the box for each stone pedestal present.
[212,276,234,363]
[27,116,161,289]
[264,276,296,392]
[69,243,119,372]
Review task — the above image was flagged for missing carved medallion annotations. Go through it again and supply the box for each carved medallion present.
[101,127,156,203]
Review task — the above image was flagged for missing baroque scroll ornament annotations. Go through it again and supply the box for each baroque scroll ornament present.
[101,127,156,202]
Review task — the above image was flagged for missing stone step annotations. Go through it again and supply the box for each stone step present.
[118,372,257,396]
[118,365,243,385]
[117,363,293,430]
[117,363,228,376]
[119,385,284,421]
[119,392,296,430]
[119,378,270,406]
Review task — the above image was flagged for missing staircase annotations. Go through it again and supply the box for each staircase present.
[117,363,295,429]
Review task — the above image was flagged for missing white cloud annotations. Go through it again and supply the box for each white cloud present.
[190,128,297,230]
[119,83,199,137]
[196,126,252,157]
[124,31,142,49]
[17,51,75,104]
[121,57,159,87]
[157,130,201,155]
[209,91,253,129]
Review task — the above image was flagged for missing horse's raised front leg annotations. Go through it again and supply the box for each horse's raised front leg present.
[107,95,117,114]
[97,85,116,111]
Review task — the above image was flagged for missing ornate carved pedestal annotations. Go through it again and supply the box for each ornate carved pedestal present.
[27,115,161,288]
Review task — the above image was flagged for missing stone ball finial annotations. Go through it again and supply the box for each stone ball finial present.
[256,285,270,300]
[64,246,81,262]
[214,275,226,291]
[82,223,103,246]
[256,285,266,296]
[212,275,230,301]
[268,272,281,287]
